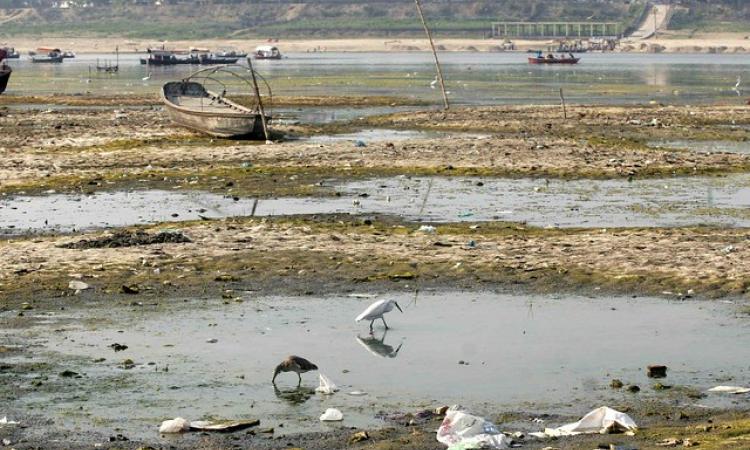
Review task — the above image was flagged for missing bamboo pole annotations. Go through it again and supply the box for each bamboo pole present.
[246,57,271,143]
[414,0,449,110]
[559,87,567,120]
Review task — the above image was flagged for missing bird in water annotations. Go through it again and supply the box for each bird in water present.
[272,355,318,386]
[142,72,152,81]
[356,299,403,332]
[734,75,742,97]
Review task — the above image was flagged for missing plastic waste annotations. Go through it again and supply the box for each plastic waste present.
[320,408,344,422]
[355,140,367,147]
[436,405,511,449]
[315,373,339,395]
[159,417,190,433]
[0,417,19,426]
[530,406,637,438]
[708,385,750,394]
[68,280,89,290]
[418,225,437,234]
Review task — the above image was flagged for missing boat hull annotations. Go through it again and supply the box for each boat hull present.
[528,57,579,64]
[32,56,64,63]
[0,67,11,94]
[161,81,267,139]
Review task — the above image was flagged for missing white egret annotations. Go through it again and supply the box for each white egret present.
[272,355,318,385]
[734,75,742,96]
[429,77,438,89]
[356,299,403,331]
[142,72,152,81]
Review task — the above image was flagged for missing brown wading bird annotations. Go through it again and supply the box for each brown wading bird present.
[272,355,318,385]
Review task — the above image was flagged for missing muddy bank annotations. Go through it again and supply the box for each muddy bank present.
[2,215,750,304]
[3,103,750,196]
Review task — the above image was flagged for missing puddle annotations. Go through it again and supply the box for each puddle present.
[649,140,750,154]
[271,105,421,125]
[297,128,487,144]
[6,174,750,234]
[6,291,750,439]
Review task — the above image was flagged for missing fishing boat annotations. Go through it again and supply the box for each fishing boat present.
[1,47,20,59]
[160,66,271,139]
[62,50,76,58]
[31,47,64,63]
[528,51,579,65]
[141,48,192,65]
[253,45,282,60]
[216,48,248,58]
[0,49,11,94]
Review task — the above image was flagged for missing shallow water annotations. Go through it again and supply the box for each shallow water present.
[649,140,750,154]
[6,291,749,438]
[4,174,750,234]
[3,52,749,105]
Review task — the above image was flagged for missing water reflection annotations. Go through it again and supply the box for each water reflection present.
[356,330,404,358]
[273,385,315,405]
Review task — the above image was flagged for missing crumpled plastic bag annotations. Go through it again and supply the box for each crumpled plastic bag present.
[0,417,19,426]
[532,406,637,438]
[708,385,750,394]
[315,373,339,395]
[320,408,344,421]
[159,417,190,433]
[436,405,511,449]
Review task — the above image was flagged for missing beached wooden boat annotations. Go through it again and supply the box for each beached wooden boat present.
[161,72,269,139]
[253,45,282,60]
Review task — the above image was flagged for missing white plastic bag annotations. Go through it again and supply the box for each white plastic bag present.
[534,406,637,438]
[436,406,511,449]
[159,417,190,433]
[708,385,750,394]
[0,417,19,426]
[315,373,339,395]
[320,408,344,422]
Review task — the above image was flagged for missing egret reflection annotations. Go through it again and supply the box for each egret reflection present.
[356,330,403,358]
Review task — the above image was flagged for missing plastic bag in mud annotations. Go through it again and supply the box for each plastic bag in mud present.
[436,406,511,449]
[315,373,339,395]
[532,406,637,438]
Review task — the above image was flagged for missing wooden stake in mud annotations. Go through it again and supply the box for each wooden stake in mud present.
[414,0,449,110]
[246,57,271,143]
[559,87,567,120]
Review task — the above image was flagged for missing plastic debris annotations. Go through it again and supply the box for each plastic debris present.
[348,390,368,396]
[315,373,339,395]
[355,140,367,147]
[531,406,637,438]
[68,280,90,291]
[0,417,19,426]
[159,417,190,433]
[320,408,344,422]
[418,225,437,234]
[436,405,511,449]
[708,385,750,394]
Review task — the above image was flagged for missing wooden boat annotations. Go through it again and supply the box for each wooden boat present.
[0,49,11,94]
[253,45,282,60]
[528,53,580,65]
[32,47,64,63]
[160,67,271,139]
[1,47,20,59]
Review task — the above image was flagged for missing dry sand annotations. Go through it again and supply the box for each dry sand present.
[7,33,750,54]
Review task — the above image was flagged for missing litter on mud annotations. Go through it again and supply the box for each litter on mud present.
[159,417,260,433]
[0,417,19,426]
[436,406,512,450]
[320,408,344,421]
[531,406,637,438]
[315,373,339,395]
[707,385,750,394]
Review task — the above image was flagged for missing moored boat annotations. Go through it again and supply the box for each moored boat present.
[528,51,579,65]
[160,67,271,139]
[1,47,20,59]
[253,45,282,60]
[0,49,11,94]
[32,47,64,63]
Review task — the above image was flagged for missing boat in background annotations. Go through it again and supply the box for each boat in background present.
[253,45,282,60]
[161,66,270,139]
[528,51,579,65]
[1,47,20,59]
[62,50,76,58]
[141,48,239,65]
[216,48,248,58]
[0,48,11,94]
[31,47,64,63]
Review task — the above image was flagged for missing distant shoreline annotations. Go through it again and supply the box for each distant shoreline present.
[5,33,750,54]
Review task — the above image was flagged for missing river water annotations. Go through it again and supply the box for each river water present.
[3,52,749,105]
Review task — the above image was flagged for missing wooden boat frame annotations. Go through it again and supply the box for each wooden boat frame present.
[160,65,272,139]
